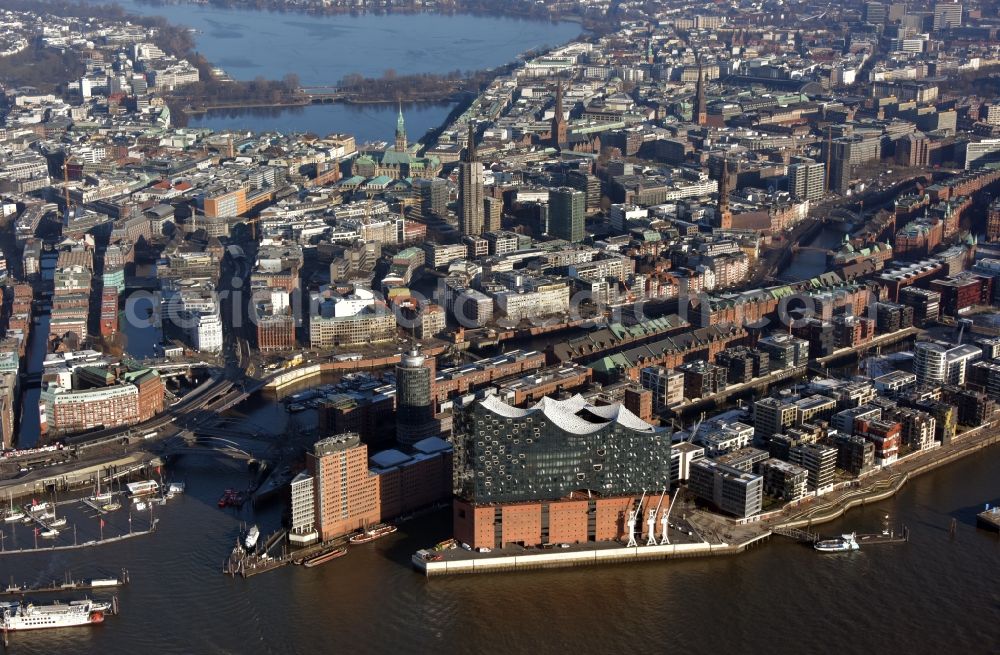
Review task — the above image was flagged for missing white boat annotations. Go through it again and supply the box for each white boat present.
[0,599,107,630]
[3,494,23,522]
[126,481,159,497]
[86,578,120,588]
[167,482,185,494]
[49,517,67,528]
[40,529,59,539]
[133,501,147,511]
[244,525,260,550]
[814,533,860,552]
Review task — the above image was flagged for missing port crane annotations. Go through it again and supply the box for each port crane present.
[625,490,645,547]
[648,488,666,546]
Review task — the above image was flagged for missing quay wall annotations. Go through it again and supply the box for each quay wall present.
[415,533,771,577]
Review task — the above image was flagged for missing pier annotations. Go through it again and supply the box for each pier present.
[0,520,158,555]
[413,533,772,577]
[976,506,1000,532]
[0,570,129,597]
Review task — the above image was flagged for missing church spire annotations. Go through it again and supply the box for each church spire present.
[395,102,407,152]
[551,81,568,149]
[695,55,707,126]
[718,156,732,229]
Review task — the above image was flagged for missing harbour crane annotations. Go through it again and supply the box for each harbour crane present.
[626,490,645,548]
[648,488,666,546]
[660,488,679,545]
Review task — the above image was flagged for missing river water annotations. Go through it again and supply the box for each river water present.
[105,0,582,139]
[0,435,995,654]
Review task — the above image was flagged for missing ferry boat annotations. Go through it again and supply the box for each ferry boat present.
[302,547,347,568]
[0,599,108,631]
[348,524,397,545]
[814,533,860,553]
[126,481,159,497]
[244,525,260,550]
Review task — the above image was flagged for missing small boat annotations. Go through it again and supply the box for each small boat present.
[133,501,147,511]
[126,481,159,497]
[3,494,23,523]
[167,482,185,494]
[244,525,260,550]
[814,533,860,553]
[40,529,59,539]
[287,403,306,413]
[49,517,67,528]
[101,501,121,512]
[302,547,347,568]
[348,524,397,545]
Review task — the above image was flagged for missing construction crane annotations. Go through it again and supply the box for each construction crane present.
[687,412,705,444]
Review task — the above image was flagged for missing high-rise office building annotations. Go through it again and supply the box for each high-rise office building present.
[548,187,585,242]
[458,122,485,236]
[309,433,380,541]
[788,160,826,201]
[483,195,502,233]
[864,2,887,23]
[932,2,962,30]
[395,350,437,447]
[413,177,448,219]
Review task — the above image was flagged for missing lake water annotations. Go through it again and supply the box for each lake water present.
[107,1,582,137]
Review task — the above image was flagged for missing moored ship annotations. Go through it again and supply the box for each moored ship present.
[244,525,260,550]
[349,524,397,545]
[814,533,860,553]
[126,481,159,497]
[0,599,110,631]
[302,547,347,568]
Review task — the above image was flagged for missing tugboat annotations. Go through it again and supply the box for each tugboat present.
[348,523,397,545]
[814,532,860,553]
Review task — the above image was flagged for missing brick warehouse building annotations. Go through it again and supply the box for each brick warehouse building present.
[305,433,453,542]
[451,394,671,550]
